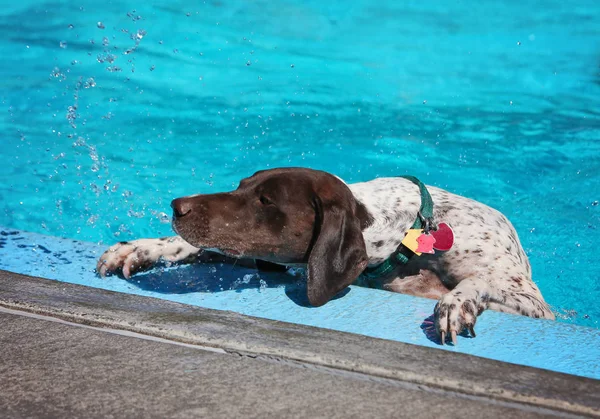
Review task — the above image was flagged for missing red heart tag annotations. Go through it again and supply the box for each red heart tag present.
[431,222,454,251]
[416,233,436,254]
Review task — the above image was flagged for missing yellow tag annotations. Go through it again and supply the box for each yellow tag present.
[401,229,423,256]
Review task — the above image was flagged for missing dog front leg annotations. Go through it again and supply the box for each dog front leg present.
[434,277,555,344]
[96,236,201,278]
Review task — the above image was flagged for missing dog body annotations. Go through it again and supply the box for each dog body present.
[98,168,554,344]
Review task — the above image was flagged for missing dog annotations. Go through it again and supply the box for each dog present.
[97,167,554,344]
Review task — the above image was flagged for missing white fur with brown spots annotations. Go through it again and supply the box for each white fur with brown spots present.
[350,177,554,344]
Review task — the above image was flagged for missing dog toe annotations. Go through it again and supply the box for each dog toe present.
[96,242,135,277]
[434,293,479,345]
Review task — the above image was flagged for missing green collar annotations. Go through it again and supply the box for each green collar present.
[360,175,434,280]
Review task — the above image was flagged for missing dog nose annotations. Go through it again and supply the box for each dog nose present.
[171,198,193,218]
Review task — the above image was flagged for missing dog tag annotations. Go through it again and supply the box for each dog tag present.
[431,222,454,251]
[416,233,436,254]
[401,229,423,256]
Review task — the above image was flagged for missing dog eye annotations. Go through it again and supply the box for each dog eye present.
[259,195,274,206]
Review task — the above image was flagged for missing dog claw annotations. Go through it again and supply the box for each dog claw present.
[451,330,458,345]
[469,326,476,337]
[440,331,446,345]
[97,260,107,277]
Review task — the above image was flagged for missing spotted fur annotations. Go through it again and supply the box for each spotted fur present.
[350,177,554,343]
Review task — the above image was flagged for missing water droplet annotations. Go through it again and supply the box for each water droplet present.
[127,10,142,21]
[127,209,145,218]
[83,78,96,88]
[592,201,598,206]
[59,41,67,49]
[50,67,65,79]
[66,105,78,128]
[246,60,251,66]
[517,41,521,46]
[290,64,295,68]
[97,22,105,29]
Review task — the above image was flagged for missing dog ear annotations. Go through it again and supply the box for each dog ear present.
[306,198,368,307]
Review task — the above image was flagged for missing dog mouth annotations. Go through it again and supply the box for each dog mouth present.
[172,216,244,258]
[172,224,242,258]
[198,246,243,258]
[221,248,242,257]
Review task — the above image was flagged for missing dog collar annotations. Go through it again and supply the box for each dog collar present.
[360,175,435,280]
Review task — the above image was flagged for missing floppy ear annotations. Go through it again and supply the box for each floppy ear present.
[307,199,368,307]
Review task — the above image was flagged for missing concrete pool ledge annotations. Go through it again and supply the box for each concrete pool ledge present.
[1,228,600,380]
[0,270,599,417]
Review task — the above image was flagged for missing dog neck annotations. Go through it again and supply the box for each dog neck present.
[347,178,423,266]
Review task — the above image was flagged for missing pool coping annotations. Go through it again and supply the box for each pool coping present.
[3,226,599,381]
[1,269,598,417]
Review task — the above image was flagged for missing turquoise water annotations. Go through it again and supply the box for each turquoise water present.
[1,1,599,328]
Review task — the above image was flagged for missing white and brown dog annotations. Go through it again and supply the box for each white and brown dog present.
[97,168,554,344]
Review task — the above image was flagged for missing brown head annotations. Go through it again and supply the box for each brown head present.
[171,167,372,306]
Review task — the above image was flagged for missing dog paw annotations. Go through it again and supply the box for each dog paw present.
[96,240,159,278]
[434,292,481,345]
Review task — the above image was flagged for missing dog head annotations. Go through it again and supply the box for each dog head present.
[171,167,371,306]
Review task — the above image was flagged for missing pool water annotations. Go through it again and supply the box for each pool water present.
[1,0,599,328]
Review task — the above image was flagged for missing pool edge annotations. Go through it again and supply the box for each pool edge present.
[1,269,598,417]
